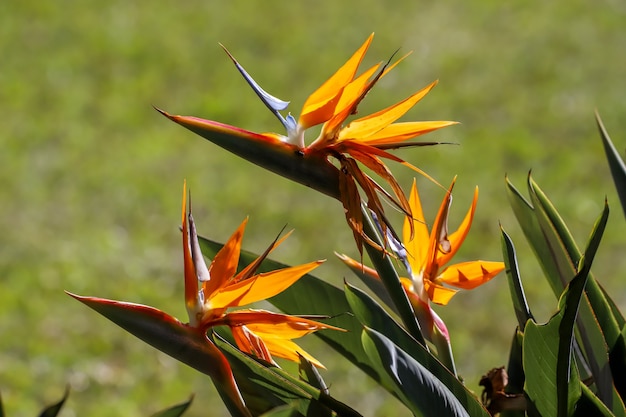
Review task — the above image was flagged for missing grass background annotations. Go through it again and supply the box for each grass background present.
[2,1,626,415]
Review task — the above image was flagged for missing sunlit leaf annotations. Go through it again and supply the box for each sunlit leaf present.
[523,201,606,417]
[507,174,626,405]
[362,327,470,417]
[528,181,619,406]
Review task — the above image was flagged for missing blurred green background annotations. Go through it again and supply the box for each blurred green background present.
[2,1,626,415]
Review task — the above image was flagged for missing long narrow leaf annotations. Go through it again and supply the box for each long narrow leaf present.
[523,199,607,417]
[362,327,470,417]
[529,181,619,406]
[500,226,533,330]
[344,282,490,417]
[597,111,626,219]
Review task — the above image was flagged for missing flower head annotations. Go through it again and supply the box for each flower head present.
[159,34,456,254]
[181,182,342,367]
[401,178,504,307]
[339,178,504,342]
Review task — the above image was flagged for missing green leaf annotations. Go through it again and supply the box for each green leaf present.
[68,293,252,417]
[507,175,626,407]
[362,327,470,417]
[506,174,565,297]
[38,387,69,417]
[523,202,606,417]
[597,111,626,220]
[150,396,194,417]
[500,226,533,330]
[529,181,622,406]
[344,282,490,417]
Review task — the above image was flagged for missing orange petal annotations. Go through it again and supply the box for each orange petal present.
[338,80,438,141]
[232,313,344,338]
[437,260,505,290]
[299,34,374,129]
[231,325,275,365]
[208,261,324,309]
[423,179,455,281]
[363,120,459,145]
[403,179,430,274]
[438,186,478,267]
[317,53,411,145]
[233,229,293,283]
[424,279,458,306]
[316,63,382,141]
[251,333,326,368]
[205,218,248,299]
[344,144,412,219]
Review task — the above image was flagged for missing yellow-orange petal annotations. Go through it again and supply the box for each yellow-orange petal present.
[403,179,430,274]
[437,186,478,267]
[204,218,248,299]
[208,261,324,309]
[437,260,505,290]
[315,63,382,142]
[424,279,458,306]
[338,80,438,141]
[251,332,326,368]
[221,309,344,338]
[299,34,374,129]
[362,120,459,145]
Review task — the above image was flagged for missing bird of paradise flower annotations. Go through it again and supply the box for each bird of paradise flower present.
[69,183,343,415]
[338,178,504,372]
[158,33,456,254]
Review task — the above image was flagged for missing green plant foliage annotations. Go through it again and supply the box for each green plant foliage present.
[597,111,626,220]
[344,282,490,416]
[506,175,625,408]
[361,327,470,417]
[501,226,534,330]
[523,200,606,417]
